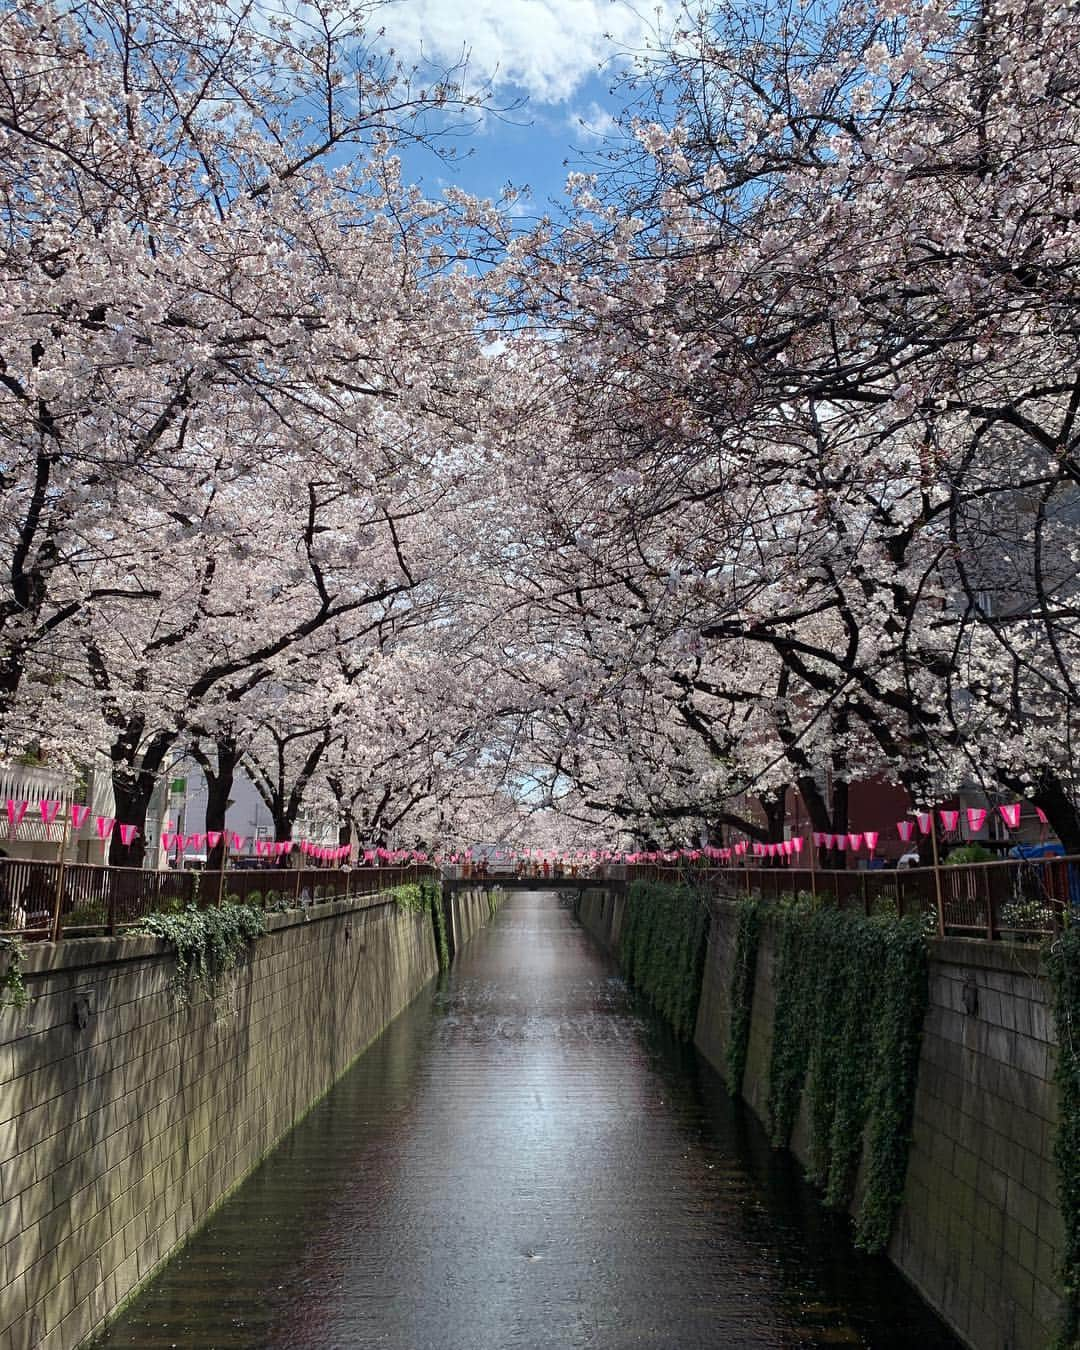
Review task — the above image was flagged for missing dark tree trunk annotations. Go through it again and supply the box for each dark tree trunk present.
[759,787,789,867]
[107,775,154,869]
[199,736,239,870]
[826,780,850,870]
[107,726,177,868]
[1032,769,1080,854]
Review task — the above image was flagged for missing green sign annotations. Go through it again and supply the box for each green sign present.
[170,778,186,794]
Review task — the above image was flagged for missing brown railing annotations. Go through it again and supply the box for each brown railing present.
[624,855,1080,940]
[0,859,438,941]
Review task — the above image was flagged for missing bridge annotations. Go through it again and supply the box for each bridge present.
[441,872,622,893]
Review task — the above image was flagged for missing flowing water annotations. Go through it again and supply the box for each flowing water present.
[98,891,959,1349]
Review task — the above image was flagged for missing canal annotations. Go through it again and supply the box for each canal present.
[98,891,959,1349]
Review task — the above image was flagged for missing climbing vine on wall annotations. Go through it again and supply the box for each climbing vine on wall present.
[765,905,928,1254]
[620,880,710,1040]
[726,898,762,1092]
[0,936,28,1011]
[424,881,450,970]
[1045,926,1080,1347]
[391,881,451,970]
[136,902,266,1007]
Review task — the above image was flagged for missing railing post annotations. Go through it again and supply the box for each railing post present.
[50,810,71,942]
[217,836,228,908]
[930,813,945,937]
[983,866,994,941]
[107,870,118,936]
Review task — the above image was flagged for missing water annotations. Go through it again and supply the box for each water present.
[99,892,958,1349]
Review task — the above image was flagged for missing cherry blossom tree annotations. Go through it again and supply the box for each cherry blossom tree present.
[491,0,1080,848]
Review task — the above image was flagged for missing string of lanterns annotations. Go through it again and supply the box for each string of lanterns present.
[2,797,1052,867]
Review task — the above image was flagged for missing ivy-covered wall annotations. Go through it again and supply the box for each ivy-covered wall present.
[703,899,1065,1350]
[618,879,710,1040]
[580,887,1067,1349]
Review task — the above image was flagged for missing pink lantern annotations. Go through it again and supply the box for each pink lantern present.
[39,799,62,828]
[847,832,863,850]
[966,807,988,833]
[5,799,28,832]
[896,820,915,842]
[939,810,960,834]
[792,836,804,854]
[118,823,138,846]
[1035,807,1049,825]
[864,831,879,853]
[999,803,1022,829]
[95,815,115,840]
[916,812,931,834]
[71,803,91,829]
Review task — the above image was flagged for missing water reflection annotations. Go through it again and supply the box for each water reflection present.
[99,892,957,1349]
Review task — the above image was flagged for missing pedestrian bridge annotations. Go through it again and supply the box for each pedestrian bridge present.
[441,872,622,893]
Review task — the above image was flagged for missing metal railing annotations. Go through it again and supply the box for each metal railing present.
[624,855,1080,940]
[0,859,438,941]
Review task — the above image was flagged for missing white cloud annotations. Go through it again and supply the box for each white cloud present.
[568,100,619,144]
[379,0,674,105]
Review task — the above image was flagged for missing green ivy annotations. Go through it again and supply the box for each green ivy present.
[0,936,28,1011]
[392,880,451,970]
[389,882,427,912]
[1045,926,1080,1347]
[764,904,928,1253]
[136,902,266,1006]
[423,880,450,970]
[620,880,710,1040]
[726,897,762,1092]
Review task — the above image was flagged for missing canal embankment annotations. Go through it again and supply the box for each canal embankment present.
[576,886,1064,1350]
[0,884,496,1350]
[95,889,959,1350]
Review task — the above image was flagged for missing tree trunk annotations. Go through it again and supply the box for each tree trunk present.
[108,775,154,869]
[202,737,239,870]
[107,726,177,868]
[827,780,850,870]
[1033,769,1080,854]
[760,787,789,867]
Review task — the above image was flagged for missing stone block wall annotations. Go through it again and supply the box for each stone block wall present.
[575,888,626,957]
[0,887,491,1350]
[893,940,1061,1349]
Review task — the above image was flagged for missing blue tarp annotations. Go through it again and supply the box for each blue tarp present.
[1008,842,1065,860]
[1008,842,1080,908]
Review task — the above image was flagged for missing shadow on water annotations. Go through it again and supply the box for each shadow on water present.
[633,1009,957,1349]
[98,892,959,1349]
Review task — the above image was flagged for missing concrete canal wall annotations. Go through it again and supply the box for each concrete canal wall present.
[576,889,1063,1350]
[0,886,495,1350]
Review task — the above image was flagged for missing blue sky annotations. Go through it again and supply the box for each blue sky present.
[376,0,677,217]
